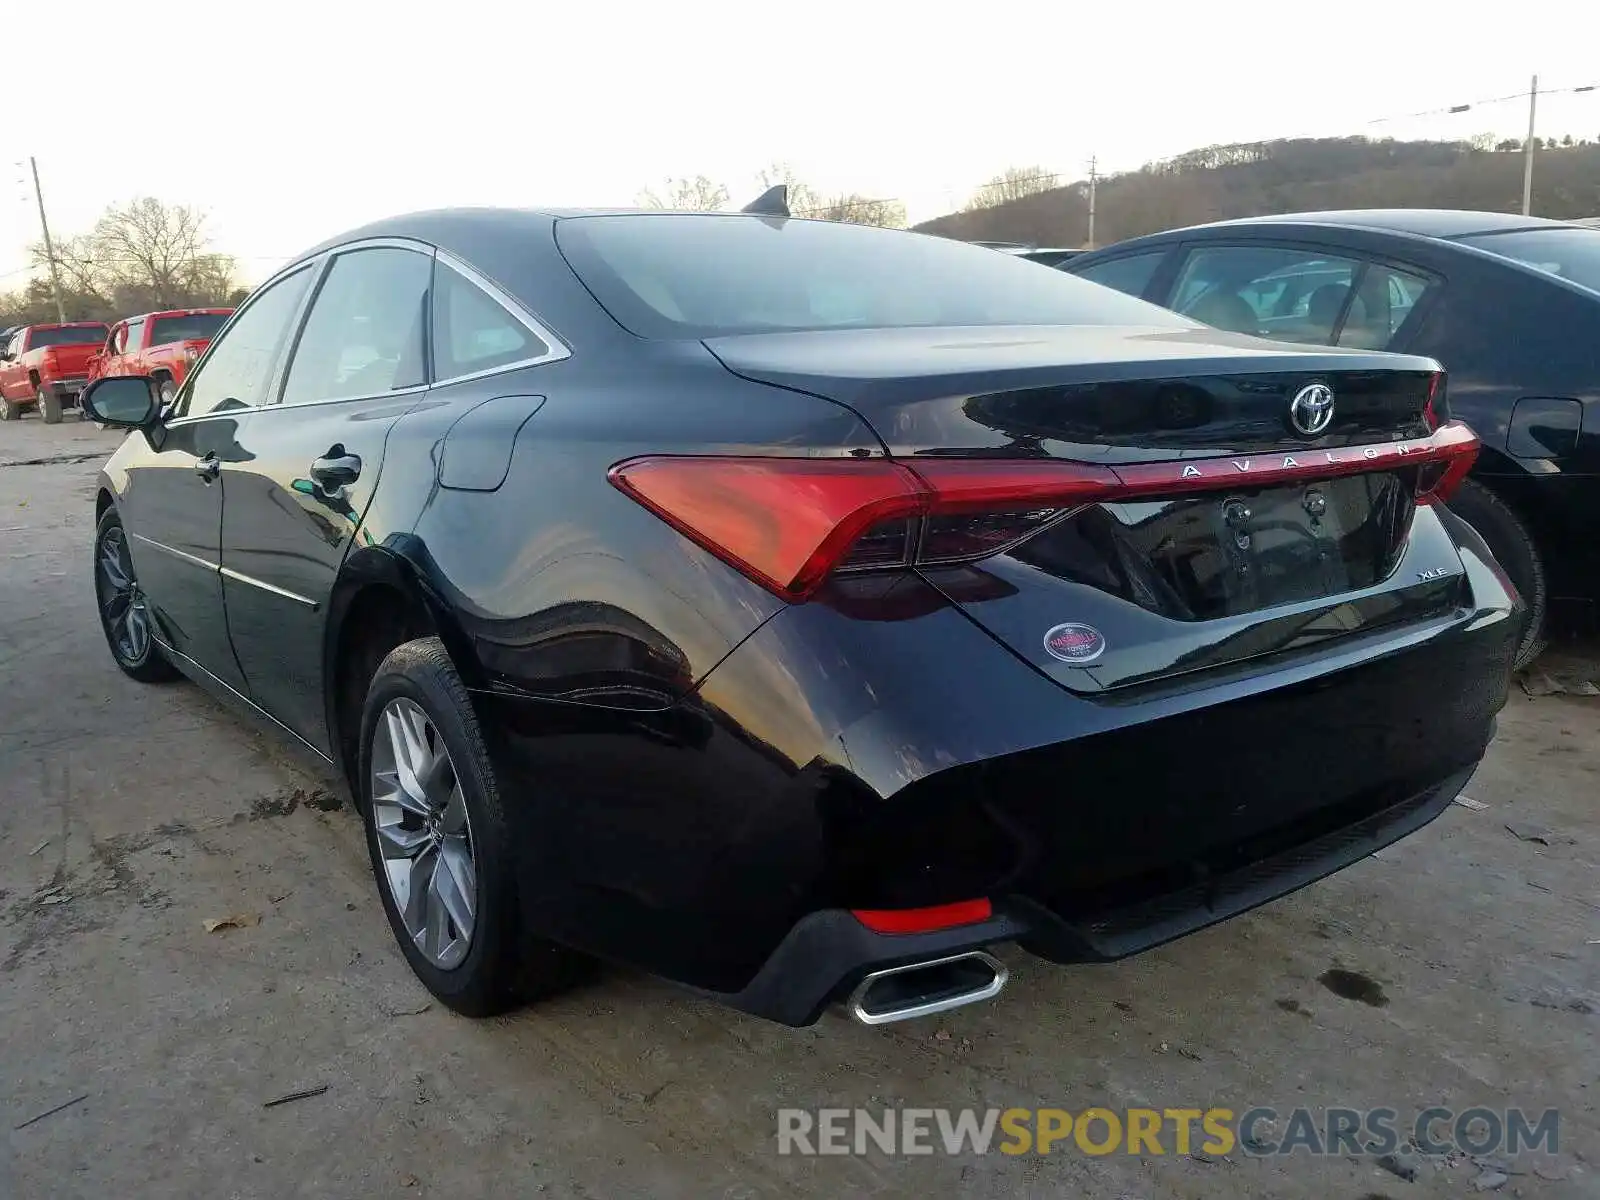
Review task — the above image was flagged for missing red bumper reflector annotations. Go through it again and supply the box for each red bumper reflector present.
[852,898,994,934]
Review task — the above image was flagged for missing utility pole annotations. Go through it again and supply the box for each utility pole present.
[1521,74,1539,216]
[29,157,68,322]
[1085,156,1098,250]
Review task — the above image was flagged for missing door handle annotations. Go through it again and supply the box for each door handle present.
[194,454,220,482]
[310,446,362,490]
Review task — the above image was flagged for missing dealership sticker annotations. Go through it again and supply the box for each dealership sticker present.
[1043,623,1105,664]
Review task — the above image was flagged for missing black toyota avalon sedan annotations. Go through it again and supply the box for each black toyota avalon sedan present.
[1063,210,1600,667]
[82,203,1521,1027]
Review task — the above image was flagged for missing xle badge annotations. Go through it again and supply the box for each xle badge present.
[1043,623,1106,664]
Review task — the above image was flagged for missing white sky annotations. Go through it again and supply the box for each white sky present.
[7,0,1599,288]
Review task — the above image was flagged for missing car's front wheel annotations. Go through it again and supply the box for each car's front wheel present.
[0,396,18,421]
[94,508,180,682]
[358,637,585,1016]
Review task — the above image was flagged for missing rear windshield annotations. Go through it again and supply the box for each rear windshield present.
[149,313,229,345]
[555,215,1183,339]
[30,325,108,347]
[1455,227,1600,294]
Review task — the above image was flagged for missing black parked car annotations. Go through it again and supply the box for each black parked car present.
[83,208,1519,1027]
[1063,211,1600,667]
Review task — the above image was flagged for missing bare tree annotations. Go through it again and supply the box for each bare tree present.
[27,233,108,309]
[638,175,730,211]
[95,198,240,308]
[806,194,907,228]
[19,197,240,318]
[968,165,1059,210]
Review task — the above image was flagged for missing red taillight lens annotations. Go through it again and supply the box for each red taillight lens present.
[1422,370,1447,433]
[607,456,925,600]
[1414,420,1479,505]
[610,422,1480,602]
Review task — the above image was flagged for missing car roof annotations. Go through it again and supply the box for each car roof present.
[290,206,893,266]
[1194,209,1576,240]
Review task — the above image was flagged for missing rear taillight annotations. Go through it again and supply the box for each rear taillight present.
[609,421,1479,602]
[1422,371,1444,432]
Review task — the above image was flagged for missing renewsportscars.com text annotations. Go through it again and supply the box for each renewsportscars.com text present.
[776,1106,1559,1158]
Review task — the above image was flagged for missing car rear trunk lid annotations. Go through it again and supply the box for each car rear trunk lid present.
[705,325,1474,690]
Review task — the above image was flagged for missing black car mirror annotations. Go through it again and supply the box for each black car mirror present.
[82,376,160,428]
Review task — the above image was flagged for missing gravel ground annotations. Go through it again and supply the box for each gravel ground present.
[1,417,1596,1199]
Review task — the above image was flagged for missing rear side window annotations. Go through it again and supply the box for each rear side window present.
[1073,251,1165,299]
[280,247,432,405]
[1169,246,1362,343]
[555,214,1180,339]
[1455,227,1600,294]
[432,263,546,379]
[150,313,229,345]
[1336,264,1433,349]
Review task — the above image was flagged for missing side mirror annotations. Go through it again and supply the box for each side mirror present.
[82,375,160,428]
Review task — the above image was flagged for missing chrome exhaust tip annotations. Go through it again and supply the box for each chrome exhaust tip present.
[846,951,1008,1025]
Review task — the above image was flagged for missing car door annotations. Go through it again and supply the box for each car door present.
[0,330,26,400]
[86,323,119,383]
[119,316,146,372]
[218,241,434,754]
[118,265,317,693]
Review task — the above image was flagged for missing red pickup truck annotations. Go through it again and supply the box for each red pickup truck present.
[86,308,234,405]
[0,322,112,423]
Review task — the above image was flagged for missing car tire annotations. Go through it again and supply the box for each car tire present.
[0,397,17,421]
[1448,478,1547,669]
[93,508,181,683]
[38,387,62,424]
[358,637,586,1017]
[158,378,176,407]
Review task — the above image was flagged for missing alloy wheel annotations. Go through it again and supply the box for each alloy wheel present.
[370,697,477,970]
[97,526,152,664]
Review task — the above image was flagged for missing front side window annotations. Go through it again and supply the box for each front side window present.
[433,263,545,379]
[1168,246,1362,343]
[122,318,146,351]
[1073,251,1165,299]
[555,214,1179,339]
[179,266,314,418]
[279,247,431,405]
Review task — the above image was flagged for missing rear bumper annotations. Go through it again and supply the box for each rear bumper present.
[485,520,1519,1018]
[43,376,87,399]
[710,763,1475,1025]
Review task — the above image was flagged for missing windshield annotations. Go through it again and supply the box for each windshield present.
[1455,227,1600,295]
[149,313,230,345]
[30,325,109,347]
[555,215,1184,339]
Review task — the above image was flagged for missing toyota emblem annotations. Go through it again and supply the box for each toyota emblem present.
[1289,383,1335,436]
